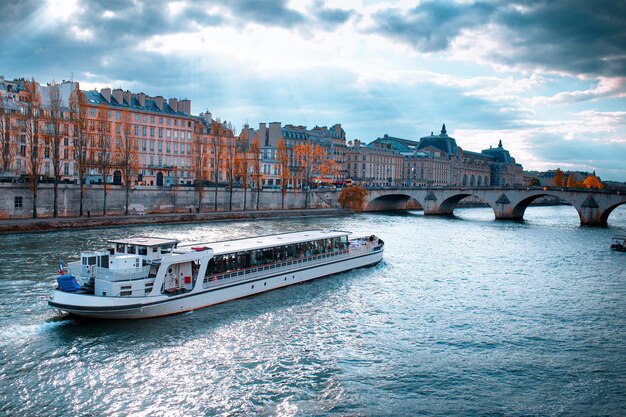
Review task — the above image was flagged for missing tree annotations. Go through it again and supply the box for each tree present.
[69,83,88,216]
[224,132,238,211]
[338,185,369,211]
[566,174,576,188]
[529,177,541,187]
[94,103,113,215]
[583,175,603,190]
[250,138,262,210]
[210,121,226,211]
[115,108,139,215]
[235,136,251,211]
[48,81,64,218]
[0,94,16,176]
[192,121,210,213]
[293,140,327,208]
[22,78,44,218]
[276,137,290,210]
[552,168,564,187]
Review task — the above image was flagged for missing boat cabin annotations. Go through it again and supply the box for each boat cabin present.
[107,237,180,264]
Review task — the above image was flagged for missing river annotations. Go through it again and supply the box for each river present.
[1,206,625,416]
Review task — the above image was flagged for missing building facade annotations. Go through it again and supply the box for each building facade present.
[345,139,404,186]
[370,124,524,187]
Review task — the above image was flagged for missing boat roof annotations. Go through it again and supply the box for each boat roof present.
[612,235,626,240]
[108,237,180,247]
[178,229,351,255]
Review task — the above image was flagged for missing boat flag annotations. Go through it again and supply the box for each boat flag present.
[59,259,64,275]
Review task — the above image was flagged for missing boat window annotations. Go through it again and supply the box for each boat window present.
[128,245,136,254]
[161,245,173,254]
[138,246,148,256]
[116,243,125,253]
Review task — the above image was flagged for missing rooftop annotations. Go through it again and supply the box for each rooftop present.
[177,229,351,255]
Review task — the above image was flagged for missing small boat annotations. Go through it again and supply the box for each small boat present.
[610,235,626,252]
[48,230,384,319]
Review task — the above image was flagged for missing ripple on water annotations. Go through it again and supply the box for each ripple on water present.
[0,206,625,415]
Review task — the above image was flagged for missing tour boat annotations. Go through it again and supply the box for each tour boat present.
[48,230,384,319]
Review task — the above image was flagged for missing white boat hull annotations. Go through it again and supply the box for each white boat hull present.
[49,249,383,319]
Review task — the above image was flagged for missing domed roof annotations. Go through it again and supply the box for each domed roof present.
[417,124,459,155]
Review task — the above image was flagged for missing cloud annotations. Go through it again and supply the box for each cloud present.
[369,0,626,78]
[370,1,495,52]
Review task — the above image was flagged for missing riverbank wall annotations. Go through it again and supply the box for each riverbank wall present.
[0,208,352,234]
[0,184,341,219]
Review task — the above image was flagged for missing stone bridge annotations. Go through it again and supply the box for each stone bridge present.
[363,187,626,225]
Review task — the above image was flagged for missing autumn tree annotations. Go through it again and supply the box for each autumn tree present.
[583,175,603,190]
[224,132,238,211]
[250,138,262,210]
[94,103,113,215]
[338,185,369,211]
[293,140,327,208]
[48,81,64,217]
[210,121,226,211]
[552,168,564,187]
[0,93,16,176]
[22,79,44,218]
[69,83,88,216]
[276,137,291,210]
[115,108,139,215]
[191,122,210,211]
[566,174,576,188]
[529,177,540,187]
[235,136,251,211]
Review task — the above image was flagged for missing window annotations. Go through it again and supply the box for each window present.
[149,140,155,151]
[150,116,155,123]
[150,127,155,137]
[14,196,23,209]
[158,141,163,152]
[142,127,147,136]
[159,117,163,124]
[158,128,163,138]
[174,119,178,126]
[116,111,121,120]
[143,115,147,122]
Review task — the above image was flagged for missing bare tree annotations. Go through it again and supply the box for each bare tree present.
[192,121,210,212]
[0,94,16,176]
[69,83,88,216]
[276,137,290,210]
[210,121,226,212]
[95,103,113,215]
[48,81,64,217]
[250,138,262,210]
[115,108,139,215]
[224,132,238,211]
[235,136,251,211]
[22,79,44,218]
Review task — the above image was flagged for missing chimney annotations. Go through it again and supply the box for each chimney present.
[123,90,132,106]
[112,88,123,104]
[100,88,111,103]
[154,96,164,110]
[268,122,282,146]
[178,99,191,115]
[168,98,178,112]
[137,92,145,107]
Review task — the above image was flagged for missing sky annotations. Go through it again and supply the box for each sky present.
[2,0,626,180]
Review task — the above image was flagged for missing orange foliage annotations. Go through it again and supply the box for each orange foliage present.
[583,175,603,189]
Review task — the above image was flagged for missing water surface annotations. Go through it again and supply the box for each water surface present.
[1,206,625,416]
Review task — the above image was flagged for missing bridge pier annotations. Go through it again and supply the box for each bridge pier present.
[577,195,606,225]
[492,193,523,220]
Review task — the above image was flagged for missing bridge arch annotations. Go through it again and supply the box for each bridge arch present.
[498,192,580,221]
[433,193,487,215]
[365,193,424,211]
[601,201,626,225]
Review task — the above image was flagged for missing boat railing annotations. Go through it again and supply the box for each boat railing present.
[93,266,151,282]
[202,242,381,289]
